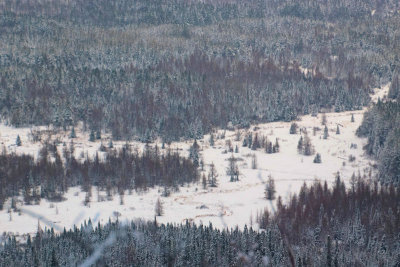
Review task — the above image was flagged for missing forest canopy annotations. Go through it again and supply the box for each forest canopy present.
[1,0,399,141]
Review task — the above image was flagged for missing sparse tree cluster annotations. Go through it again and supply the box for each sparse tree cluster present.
[297,134,314,156]
[0,143,199,209]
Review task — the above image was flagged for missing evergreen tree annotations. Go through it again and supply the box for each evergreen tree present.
[326,235,332,267]
[89,130,95,142]
[16,135,22,146]
[273,138,280,153]
[297,136,304,154]
[96,130,101,140]
[108,139,114,148]
[303,135,314,156]
[323,126,329,139]
[209,133,215,147]
[208,162,218,187]
[388,74,399,99]
[251,154,257,169]
[202,174,207,189]
[351,114,355,123]
[50,249,59,267]
[252,133,260,150]
[313,153,322,163]
[155,197,163,216]
[336,125,340,135]
[227,154,239,182]
[266,141,273,154]
[265,175,276,200]
[321,113,327,125]
[189,140,200,167]
[70,127,76,138]
[289,123,298,134]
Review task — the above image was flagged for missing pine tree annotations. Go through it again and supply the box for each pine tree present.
[323,126,329,139]
[208,162,218,187]
[313,153,322,163]
[289,123,298,134]
[252,133,260,150]
[326,235,332,267]
[242,137,248,147]
[248,134,253,148]
[50,249,59,267]
[16,135,22,146]
[266,141,273,154]
[303,135,314,156]
[297,136,304,154]
[265,175,276,200]
[351,114,355,122]
[336,125,340,135]
[96,130,101,139]
[202,174,207,189]
[273,138,280,153]
[388,74,399,99]
[209,133,215,146]
[89,130,95,142]
[189,140,200,167]
[227,154,239,182]
[155,197,163,216]
[70,127,76,138]
[251,154,257,169]
[321,113,327,125]
[108,139,113,148]
[235,145,239,153]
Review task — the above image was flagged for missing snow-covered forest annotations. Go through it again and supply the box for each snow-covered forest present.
[0,0,399,266]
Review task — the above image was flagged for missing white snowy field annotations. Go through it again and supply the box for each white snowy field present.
[0,85,389,238]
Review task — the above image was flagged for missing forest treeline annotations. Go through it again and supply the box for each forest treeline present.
[1,0,399,141]
[1,0,399,26]
[259,176,400,266]
[357,100,400,185]
[0,143,199,210]
[0,177,398,266]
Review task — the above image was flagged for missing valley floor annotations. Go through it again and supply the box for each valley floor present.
[0,85,389,239]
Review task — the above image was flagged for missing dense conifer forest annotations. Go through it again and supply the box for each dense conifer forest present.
[357,100,400,185]
[1,0,399,140]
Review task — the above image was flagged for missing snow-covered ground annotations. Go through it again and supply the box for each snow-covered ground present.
[0,84,389,238]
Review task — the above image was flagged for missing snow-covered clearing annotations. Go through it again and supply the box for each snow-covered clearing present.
[0,84,389,238]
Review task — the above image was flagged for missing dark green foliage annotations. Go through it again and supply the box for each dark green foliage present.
[313,153,322,163]
[15,135,21,146]
[298,135,314,156]
[357,101,400,184]
[0,220,288,266]
[289,122,298,134]
[69,127,76,138]
[189,140,200,167]
[265,175,276,200]
[89,130,95,142]
[388,74,399,99]
[251,133,260,150]
[96,131,101,140]
[323,125,329,139]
